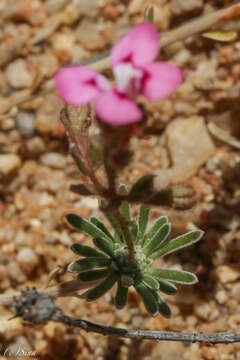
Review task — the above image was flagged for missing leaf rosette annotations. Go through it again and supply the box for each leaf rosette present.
[67,201,203,318]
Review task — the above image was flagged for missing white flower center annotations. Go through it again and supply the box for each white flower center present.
[113,62,143,97]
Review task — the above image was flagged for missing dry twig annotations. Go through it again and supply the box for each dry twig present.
[10,288,240,344]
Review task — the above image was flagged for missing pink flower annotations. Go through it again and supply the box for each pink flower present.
[55,22,182,126]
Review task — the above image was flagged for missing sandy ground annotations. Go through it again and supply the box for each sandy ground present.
[0,0,240,359]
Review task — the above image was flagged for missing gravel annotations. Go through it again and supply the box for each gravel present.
[0,154,21,178]
[16,247,39,274]
[16,111,35,137]
[6,59,34,89]
[1,1,240,359]
[40,152,67,168]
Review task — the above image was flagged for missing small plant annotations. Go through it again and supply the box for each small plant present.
[54,17,204,318]
[67,202,203,317]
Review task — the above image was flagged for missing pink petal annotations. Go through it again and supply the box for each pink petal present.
[111,22,159,67]
[94,89,142,126]
[142,62,183,101]
[54,66,110,105]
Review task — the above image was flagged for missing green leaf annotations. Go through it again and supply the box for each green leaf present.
[104,212,123,243]
[120,201,131,221]
[157,279,177,295]
[130,222,138,239]
[143,223,171,256]
[66,214,113,243]
[142,274,159,290]
[90,216,114,241]
[151,230,204,259]
[149,268,198,285]
[136,205,150,244]
[142,216,168,246]
[71,243,108,258]
[93,237,115,259]
[150,290,171,318]
[86,272,118,301]
[115,280,128,309]
[129,174,154,201]
[77,269,110,282]
[134,282,158,317]
[68,257,112,273]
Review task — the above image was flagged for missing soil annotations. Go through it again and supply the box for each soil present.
[0,0,240,359]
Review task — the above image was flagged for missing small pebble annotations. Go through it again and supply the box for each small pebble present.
[40,152,67,168]
[76,20,109,51]
[26,136,45,154]
[16,247,39,274]
[0,117,15,131]
[6,59,33,88]
[0,154,21,178]
[16,111,35,137]
[0,314,23,341]
[35,94,63,135]
[194,301,212,320]
[216,290,228,304]
[50,32,75,62]
[7,261,27,284]
[45,0,68,14]
[216,265,240,284]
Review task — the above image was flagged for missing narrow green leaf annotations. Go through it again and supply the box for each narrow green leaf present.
[77,269,110,282]
[142,217,168,246]
[120,201,131,221]
[66,214,113,242]
[71,243,107,258]
[86,272,118,301]
[158,279,177,295]
[104,212,123,243]
[150,290,171,318]
[151,230,204,259]
[143,223,171,256]
[149,268,198,285]
[68,257,112,273]
[136,205,150,244]
[115,280,128,309]
[93,237,115,259]
[130,222,138,240]
[129,174,155,201]
[135,282,158,317]
[90,216,114,241]
[142,274,159,290]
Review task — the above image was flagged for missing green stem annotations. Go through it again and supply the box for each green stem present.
[112,209,135,261]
